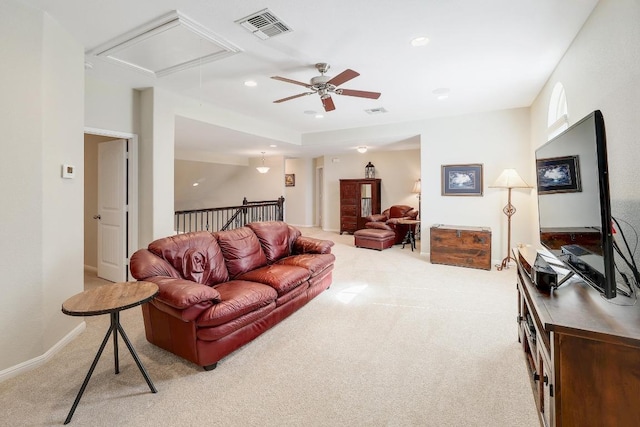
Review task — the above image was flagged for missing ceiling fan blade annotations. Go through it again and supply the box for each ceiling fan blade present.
[274,92,313,103]
[322,96,336,112]
[271,76,312,88]
[338,89,381,99]
[327,69,359,87]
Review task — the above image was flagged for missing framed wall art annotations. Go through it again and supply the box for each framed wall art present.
[536,155,581,194]
[441,164,483,196]
[285,173,295,187]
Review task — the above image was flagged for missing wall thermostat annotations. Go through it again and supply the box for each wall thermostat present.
[62,164,75,179]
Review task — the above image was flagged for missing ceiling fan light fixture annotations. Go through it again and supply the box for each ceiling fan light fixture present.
[256,151,270,173]
[357,146,368,153]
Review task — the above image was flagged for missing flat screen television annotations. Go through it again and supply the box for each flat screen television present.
[535,110,616,299]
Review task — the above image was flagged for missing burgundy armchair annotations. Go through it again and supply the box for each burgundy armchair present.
[365,205,418,244]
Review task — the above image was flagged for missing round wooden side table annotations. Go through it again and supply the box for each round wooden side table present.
[61,281,158,424]
[397,219,421,251]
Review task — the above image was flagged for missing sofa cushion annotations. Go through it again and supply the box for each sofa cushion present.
[276,253,336,276]
[147,231,229,286]
[364,221,392,231]
[215,227,268,278]
[197,280,277,327]
[246,221,291,263]
[389,205,413,218]
[237,264,310,296]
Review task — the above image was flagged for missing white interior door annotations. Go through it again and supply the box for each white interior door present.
[97,139,127,282]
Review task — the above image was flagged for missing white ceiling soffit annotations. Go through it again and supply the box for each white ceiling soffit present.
[86,10,242,77]
[235,9,292,40]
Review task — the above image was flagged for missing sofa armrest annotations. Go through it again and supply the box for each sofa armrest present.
[366,213,387,222]
[293,236,334,254]
[144,276,221,310]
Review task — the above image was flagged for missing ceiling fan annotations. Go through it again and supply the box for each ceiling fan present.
[271,63,381,112]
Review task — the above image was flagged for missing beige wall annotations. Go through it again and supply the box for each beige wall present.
[317,108,531,261]
[284,158,315,227]
[1,1,84,374]
[529,0,640,249]
[174,156,285,212]
[322,148,421,229]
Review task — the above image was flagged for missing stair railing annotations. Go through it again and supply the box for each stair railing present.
[174,196,285,234]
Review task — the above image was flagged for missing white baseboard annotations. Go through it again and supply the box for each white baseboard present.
[0,321,86,383]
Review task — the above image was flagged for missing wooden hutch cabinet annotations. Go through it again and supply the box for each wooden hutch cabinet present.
[515,246,640,427]
[339,178,381,234]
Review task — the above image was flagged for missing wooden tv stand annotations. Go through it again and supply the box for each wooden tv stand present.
[515,246,640,427]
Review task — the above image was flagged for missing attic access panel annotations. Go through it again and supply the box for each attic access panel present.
[87,11,242,77]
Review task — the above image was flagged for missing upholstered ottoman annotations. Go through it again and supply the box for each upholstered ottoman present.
[354,229,395,251]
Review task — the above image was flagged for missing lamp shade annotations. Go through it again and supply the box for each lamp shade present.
[256,152,269,174]
[490,168,530,189]
[412,179,421,193]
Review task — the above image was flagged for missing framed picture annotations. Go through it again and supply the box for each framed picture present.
[441,164,483,196]
[285,173,295,187]
[536,155,581,194]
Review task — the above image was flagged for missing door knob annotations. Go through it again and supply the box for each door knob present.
[93,215,101,220]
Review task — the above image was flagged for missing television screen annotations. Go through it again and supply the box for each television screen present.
[535,110,616,298]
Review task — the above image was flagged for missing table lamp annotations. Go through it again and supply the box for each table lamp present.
[412,179,421,218]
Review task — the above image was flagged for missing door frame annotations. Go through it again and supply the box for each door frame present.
[85,127,138,277]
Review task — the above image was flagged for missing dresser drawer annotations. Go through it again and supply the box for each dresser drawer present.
[430,225,492,270]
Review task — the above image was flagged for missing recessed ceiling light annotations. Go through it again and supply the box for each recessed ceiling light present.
[269,144,277,148]
[244,80,257,87]
[357,146,367,153]
[411,36,429,47]
[315,114,324,119]
[433,87,450,100]
[192,182,199,187]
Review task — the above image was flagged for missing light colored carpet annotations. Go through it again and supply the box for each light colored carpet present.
[0,229,539,426]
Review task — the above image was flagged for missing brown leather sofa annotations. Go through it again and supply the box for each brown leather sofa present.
[365,205,418,244]
[129,221,335,370]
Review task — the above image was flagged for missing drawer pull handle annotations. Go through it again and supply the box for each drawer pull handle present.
[456,230,461,238]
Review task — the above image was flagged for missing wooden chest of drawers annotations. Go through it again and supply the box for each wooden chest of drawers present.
[430,224,492,270]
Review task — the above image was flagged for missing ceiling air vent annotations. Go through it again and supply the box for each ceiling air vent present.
[236,9,292,40]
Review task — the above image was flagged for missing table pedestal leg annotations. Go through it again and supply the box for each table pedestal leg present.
[112,312,119,374]
[64,321,115,424]
[116,322,157,393]
[64,313,157,424]
[401,229,415,251]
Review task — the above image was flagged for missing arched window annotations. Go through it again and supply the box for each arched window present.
[547,82,568,140]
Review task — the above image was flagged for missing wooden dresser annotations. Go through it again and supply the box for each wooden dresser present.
[429,224,491,270]
[515,246,640,426]
[339,178,381,234]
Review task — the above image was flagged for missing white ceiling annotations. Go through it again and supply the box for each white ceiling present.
[22,0,598,158]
